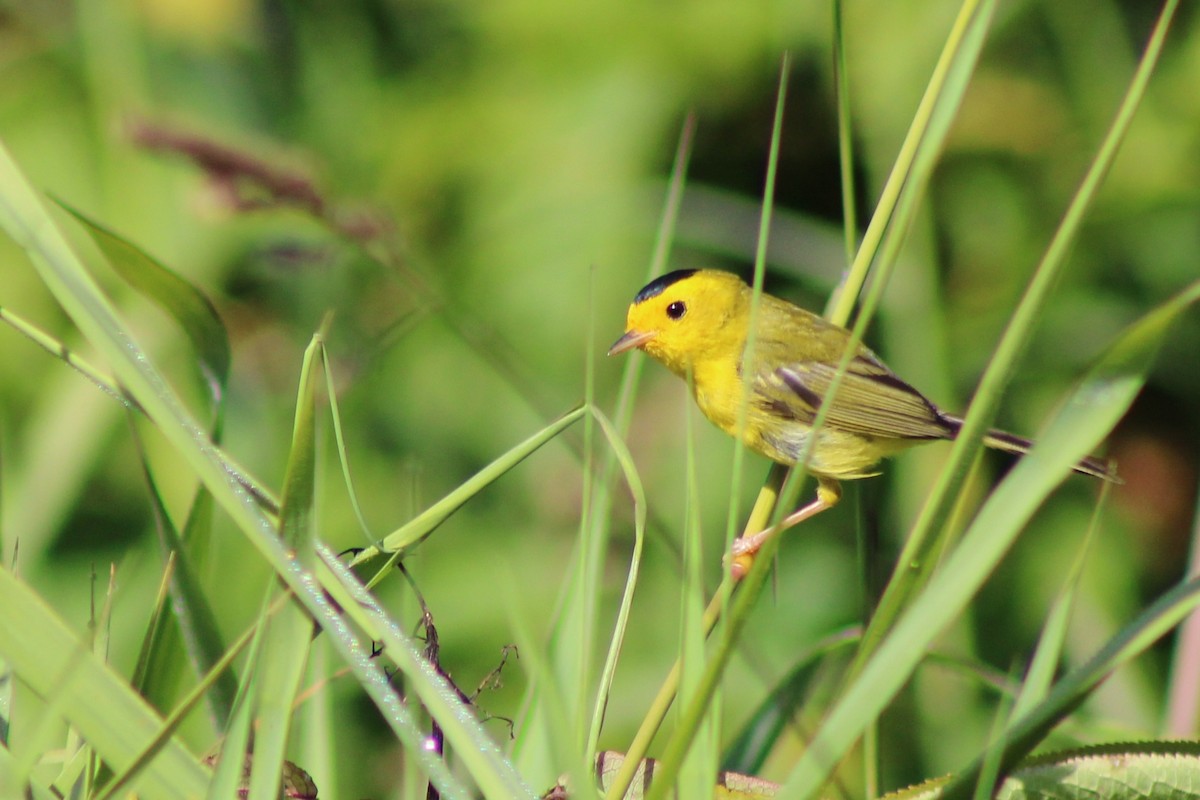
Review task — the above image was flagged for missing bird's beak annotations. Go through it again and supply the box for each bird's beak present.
[607,329,655,356]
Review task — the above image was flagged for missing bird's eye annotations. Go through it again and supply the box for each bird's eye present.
[666,301,687,320]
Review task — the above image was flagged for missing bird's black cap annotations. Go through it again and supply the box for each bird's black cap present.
[633,269,698,304]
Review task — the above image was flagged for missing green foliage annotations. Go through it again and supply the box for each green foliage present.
[1,1,1199,799]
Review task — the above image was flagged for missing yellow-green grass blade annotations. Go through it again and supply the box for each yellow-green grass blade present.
[351,404,584,571]
[515,115,696,789]
[632,54,791,800]
[59,201,231,405]
[243,324,325,799]
[777,277,1200,799]
[0,304,277,515]
[859,0,1179,672]
[129,421,237,727]
[208,607,267,800]
[0,305,132,409]
[831,0,858,267]
[586,406,647,754]
[768,0,998,644]
[319,341,375,541]
[0,567,208,798]
[295,642,337,800]
[100,595,263,800]
[1009,485,1112,722]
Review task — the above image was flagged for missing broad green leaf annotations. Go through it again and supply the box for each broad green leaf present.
[0,567,208,799]
[59,202,231,400]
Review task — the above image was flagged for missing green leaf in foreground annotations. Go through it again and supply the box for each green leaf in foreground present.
[58,201,232,402]
[0,567,208,799]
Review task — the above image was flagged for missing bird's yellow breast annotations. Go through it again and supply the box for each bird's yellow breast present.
[690,356,907,480]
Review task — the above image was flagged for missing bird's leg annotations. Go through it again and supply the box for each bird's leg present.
[728,478,842,580]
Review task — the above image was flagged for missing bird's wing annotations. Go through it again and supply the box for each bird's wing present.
[757,352,953,440]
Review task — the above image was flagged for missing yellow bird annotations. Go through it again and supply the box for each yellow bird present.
[608,269,1114,577]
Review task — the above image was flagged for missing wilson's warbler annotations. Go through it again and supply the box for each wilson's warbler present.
[608,269,1115,578]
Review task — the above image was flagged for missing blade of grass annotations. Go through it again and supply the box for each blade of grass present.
[0,567,208,798]
[0,306,134,409]
[585,406,647,754]
[678,382,718,800]
[350,405,584,572]
[511,114,697,786]
[129,415,237,726]
[768,0,998,617]
[96,592,279,800]
[246,322,327,800]
[1010,484,1113,721]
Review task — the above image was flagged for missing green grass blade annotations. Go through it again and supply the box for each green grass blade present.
[129,420,237,726]
[1010,486,1112,722]
[351,405,584,566]
[777,276,1200,800]
[585,406,647,755]
[244,323,326,799]
[0,567,208,798]
[0,306,132,408]
[770,0,998,615]
[320,341,375,540]
[100,603,262,800]
[940,587,1200,800]
[721,628,860,776]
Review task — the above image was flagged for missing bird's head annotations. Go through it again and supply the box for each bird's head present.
[608,269,750,376]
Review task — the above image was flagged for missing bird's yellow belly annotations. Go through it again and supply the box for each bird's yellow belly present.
[694,378,902,480]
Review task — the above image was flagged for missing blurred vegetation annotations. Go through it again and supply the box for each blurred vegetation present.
[0,0,1198,798]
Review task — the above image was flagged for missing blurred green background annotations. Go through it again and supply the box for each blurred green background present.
[1,0,1198,796]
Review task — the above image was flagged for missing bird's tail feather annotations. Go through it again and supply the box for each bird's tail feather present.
[940,414,1118,482]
